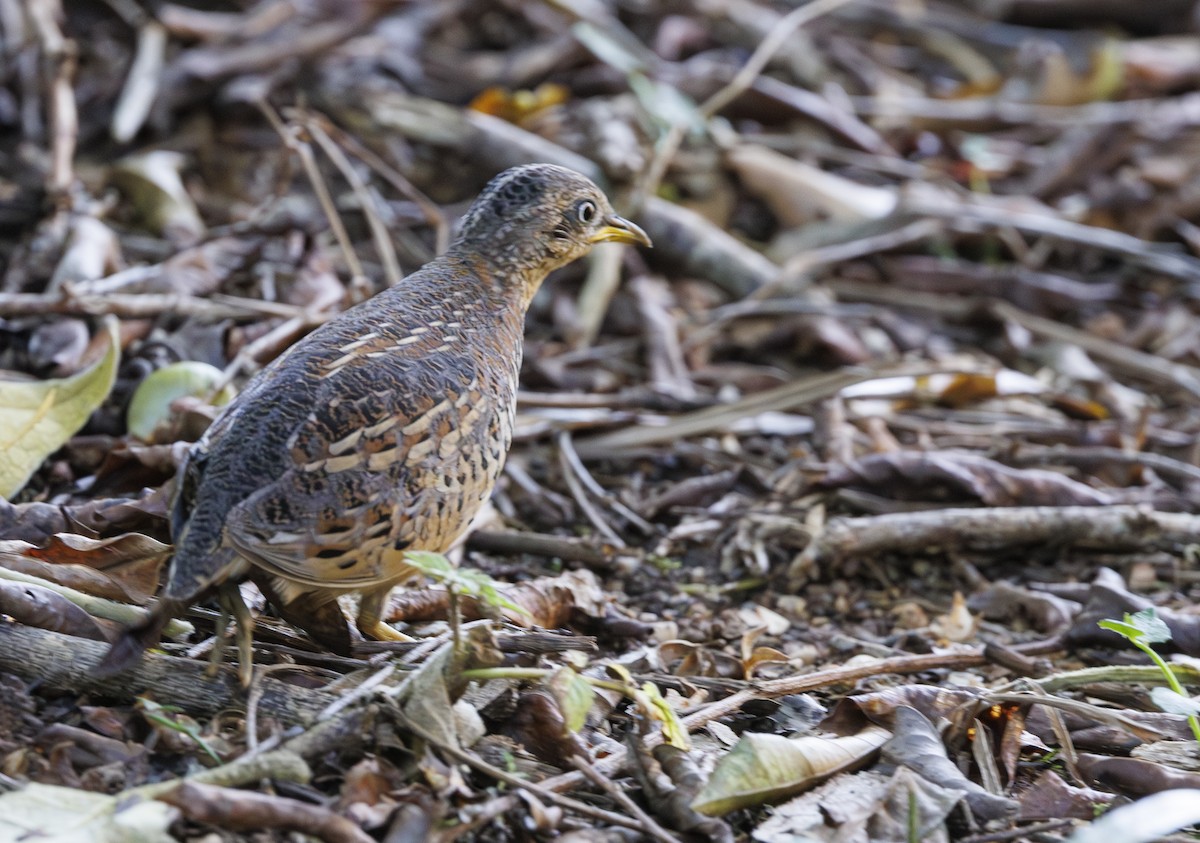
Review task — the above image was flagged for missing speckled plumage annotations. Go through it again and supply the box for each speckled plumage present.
[97,164,650,684]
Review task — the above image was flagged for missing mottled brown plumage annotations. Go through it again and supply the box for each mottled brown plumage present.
[97,164,650,685]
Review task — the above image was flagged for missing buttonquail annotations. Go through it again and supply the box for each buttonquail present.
[98,164,650,685]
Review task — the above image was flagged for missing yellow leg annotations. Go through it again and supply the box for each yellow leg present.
[217,583,255,688]
[357,586,411,642]
[206,602,230,678]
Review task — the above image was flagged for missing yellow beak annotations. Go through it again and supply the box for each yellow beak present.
[590,214,652,248]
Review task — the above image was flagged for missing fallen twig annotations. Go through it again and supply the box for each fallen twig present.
[0,290,306,319]
[0,621,336,724]
[159,781,374,843]
[572,364,921,456]
[792,505,1200,580]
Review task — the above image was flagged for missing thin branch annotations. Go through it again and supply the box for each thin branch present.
[296,110,404,288]
[558,431,654,534]
[571,754,682,843]
[392,707,658,835]
[698,0,858,120]
[557,432,625,545]
[310,116,450,255]
[634,0,858,206]
[259,100,370,301]
[0,289,308,319]
[850,91,1200,127]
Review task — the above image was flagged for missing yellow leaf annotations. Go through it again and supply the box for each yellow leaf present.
[467,83,569,124]
[638,681,690,750]
[692,726,892,815]
[0,317,120,498]
[0,781,177,842]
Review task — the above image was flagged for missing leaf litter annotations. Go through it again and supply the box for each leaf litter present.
[3,1,1200,841]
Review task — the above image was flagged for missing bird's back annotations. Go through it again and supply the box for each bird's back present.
[163,254,525,604]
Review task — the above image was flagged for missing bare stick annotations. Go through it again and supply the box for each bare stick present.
[297,111,404,288]
[558,432,625,544]
[794,505,1200,578]
[28,0,78,194]
[467,530,630,568]
[0,290,307,319]
[571,754,682,843]
[699,0,858,119]
[260,100,370,300]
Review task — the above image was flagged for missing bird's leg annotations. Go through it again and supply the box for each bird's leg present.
[357,585,411,642]
[206,601,231,677]
[216,582,255,687]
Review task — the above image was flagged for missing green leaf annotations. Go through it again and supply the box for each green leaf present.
[401,553,529,616]
[628,74,705,134]
[607,662,634,685]
[1126,609,1172,644]
[110,150,204,239]
[691,727,892,816]
[472,577,529,617]
[548,667,595,733]
[403,551,455,578]
[0,317,120,499]
[570,20,703,136]
[635,681,690,751]
[1097,619,1142,641]
[1099,609,1171,645]
[138,698,221,764]
[571,21,645,75]
[126,361,235,440]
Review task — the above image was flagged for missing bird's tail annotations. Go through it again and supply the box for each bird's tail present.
[94,542,244,677]
[93,598,183,677]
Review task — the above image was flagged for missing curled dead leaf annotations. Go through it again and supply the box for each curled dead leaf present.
[692,726,892,815]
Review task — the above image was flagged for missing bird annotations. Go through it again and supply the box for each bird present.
[97,163,651,686]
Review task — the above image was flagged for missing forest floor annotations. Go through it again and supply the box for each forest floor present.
[4,1,1200,841]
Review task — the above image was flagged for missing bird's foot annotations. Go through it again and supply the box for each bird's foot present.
[359,620,413,642]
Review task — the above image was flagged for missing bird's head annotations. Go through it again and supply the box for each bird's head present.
[453,164,651,282]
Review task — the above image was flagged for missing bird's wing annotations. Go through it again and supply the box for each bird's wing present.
[223,339,496,590]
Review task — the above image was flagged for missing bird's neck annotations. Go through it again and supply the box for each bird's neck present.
[442,249,548,314]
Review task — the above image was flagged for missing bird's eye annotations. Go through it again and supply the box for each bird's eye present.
[577,201,597,223]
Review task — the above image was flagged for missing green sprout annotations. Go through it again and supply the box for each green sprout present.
[137,698,222,764]
[403,551,529,649]
[1098,609,1200,742]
